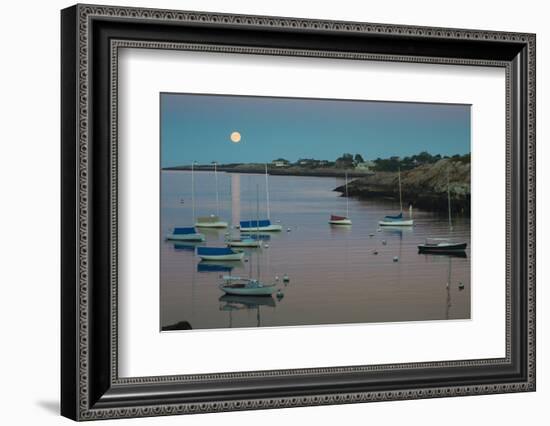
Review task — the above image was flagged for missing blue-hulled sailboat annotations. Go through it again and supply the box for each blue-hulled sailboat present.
[379,167,414,226]
[166,161,206,241]
[239,219,282,232]
[196,247,244,261]
[165,227,205,242]
[239,164,282,232]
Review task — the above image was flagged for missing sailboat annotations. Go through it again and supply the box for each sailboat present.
[219,276,277,296]
[195,161,229,228]
[239,164,282,232]
[329,171,352,225]
[165,161,206,241]
[379,167,414,226]
[165,227,205,242]
[196,246,245,261]
[418,167,468,254]
[226,235,261,248]
[220,184,277,296]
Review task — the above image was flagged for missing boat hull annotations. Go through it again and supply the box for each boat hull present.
[165,233,205,242]
[197,252,244,261]
[239,225,283,232]
[219,284,277,296]
[379,220,414,226]
[227,240,261,247]
[329,219,352,225]
[195,221,228,228]
[418,242,467,253]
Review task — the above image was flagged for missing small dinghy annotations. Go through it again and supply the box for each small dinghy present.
[196,247,244,261]
[165,227,205,242]
[418,238,467,254]
[219,276,277,296]
[240,165,282,232]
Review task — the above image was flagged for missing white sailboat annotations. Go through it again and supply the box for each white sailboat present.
[418,167,467,254]
[379,167,414,226]
[219,276,277,296]
[329,171,352,225]
[165,161,205,241]
[220,184,277,296]
[239,164,282,232]
[195,161,229,228]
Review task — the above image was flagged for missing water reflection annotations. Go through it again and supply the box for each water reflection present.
[197,260,240,273]
[198,227,227,238]
[173,242,203,252]
[231,173,241,226]
[219,295,276,328]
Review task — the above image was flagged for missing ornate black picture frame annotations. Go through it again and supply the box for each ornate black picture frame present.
[61,4,536,421]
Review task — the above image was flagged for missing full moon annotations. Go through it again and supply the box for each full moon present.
[230,131,241,143]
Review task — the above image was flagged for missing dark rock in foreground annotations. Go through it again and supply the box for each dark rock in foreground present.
[335,159,470,215]
[162,321,193,331]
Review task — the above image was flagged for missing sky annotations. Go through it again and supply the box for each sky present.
[160,93,471,168]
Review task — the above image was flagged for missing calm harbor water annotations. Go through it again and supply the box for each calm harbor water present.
[160,170,470,331]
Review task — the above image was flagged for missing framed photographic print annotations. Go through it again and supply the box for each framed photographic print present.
[61,4,536,421]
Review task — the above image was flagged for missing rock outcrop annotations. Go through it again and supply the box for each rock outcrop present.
[335,159,470,215]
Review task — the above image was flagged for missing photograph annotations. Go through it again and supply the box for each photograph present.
[160,93,472,331]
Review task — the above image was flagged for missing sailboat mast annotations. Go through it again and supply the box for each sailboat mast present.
[398,166,403,213]
[265,163,271,220]
[345,171,349,217]
[446,257,452,320]
[191,161,196,223]
[214,161,219,216]
[256,184,260,279]
[447,167,453,231]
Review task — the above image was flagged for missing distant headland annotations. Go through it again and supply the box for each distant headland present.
[163,151,470,214]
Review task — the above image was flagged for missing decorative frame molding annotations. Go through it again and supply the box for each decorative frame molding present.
[61,4,535,421]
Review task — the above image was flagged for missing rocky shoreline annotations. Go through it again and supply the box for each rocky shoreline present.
[334,159,470,215]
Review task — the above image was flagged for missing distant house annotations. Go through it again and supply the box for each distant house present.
[272,159,290,167]
[355,161,376,171]
[296,158,329,168]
